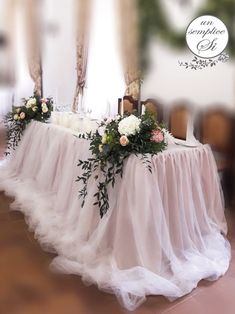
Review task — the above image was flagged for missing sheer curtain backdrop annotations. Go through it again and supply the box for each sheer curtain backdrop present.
[72,0,91,112]
[24,0,42,96]
[42,0,77,110]
[118,0,140,100]
[0,0,14,117]
[83,0,125,118]
[13,0,34,105]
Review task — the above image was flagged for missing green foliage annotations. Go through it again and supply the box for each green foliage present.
[4,113,28,154]
[77,111,167,218]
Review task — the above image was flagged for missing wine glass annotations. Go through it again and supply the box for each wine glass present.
[87,108,92,119]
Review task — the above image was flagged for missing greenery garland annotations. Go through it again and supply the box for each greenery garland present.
[4,94,53,155]
[138,0,235,71]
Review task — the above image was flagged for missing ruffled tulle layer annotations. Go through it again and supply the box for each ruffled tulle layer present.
[0,122,230,311]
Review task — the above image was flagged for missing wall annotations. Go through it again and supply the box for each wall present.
[142,0,235,110]
[142,41,235,110]
[41,0,77,109]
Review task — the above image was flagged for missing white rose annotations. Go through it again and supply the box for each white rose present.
[32,106,38,112]
[16,108,21,113]
[26,98,37,108]
[26,98,36,108]
[42,105,48,113]
[118,115,141,136]
[14,114,18,120]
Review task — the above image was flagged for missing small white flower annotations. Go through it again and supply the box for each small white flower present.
[14,114,18,120]
[115,115,121,121]
[16,108,21,113]
[118,115,141,136]
[162,128,175,145]
[105,117,113,124]
[98,126,106,136]
[26,98,36,108]
[32,106,38,112]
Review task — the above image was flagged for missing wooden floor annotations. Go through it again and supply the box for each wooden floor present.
[1,122,235,314]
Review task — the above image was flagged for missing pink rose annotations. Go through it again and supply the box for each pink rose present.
[151,129,164,143]
[119,135,129,146]
[19,112,26,119]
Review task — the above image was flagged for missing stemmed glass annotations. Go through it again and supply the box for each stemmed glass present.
[87,108,92,119]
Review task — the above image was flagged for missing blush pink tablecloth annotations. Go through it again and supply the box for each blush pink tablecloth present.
[0,121,230,310]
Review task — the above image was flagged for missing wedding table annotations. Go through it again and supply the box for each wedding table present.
[0,121,230,311]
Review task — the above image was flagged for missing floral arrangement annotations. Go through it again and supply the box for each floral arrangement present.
[4,94,53,155]
[77,111,167,218]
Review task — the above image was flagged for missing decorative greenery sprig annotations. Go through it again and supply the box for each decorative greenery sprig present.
[77,111,167,218]
[4,113,28,154]
[179,52,229,70]
[4,93,53,155]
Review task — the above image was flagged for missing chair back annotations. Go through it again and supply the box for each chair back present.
[118,96,138,114]
[169,105,190,140]
[200,108,234,153]
[142,99,163,122]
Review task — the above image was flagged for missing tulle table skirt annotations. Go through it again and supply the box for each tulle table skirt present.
[0,121,230,310]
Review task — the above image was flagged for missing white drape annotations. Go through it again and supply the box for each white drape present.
[0,0,15,116]
[0,0,34,116]
[13,1,34,105]
[42,0,77,109]
[83,0,125,118]
[39,0,125,116]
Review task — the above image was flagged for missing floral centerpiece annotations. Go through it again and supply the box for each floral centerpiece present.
[4,94,53,155]
[77,111,167,218]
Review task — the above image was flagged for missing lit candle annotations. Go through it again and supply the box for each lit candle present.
[141,104,145,115]
[108,101,111,116]
[106,100,111,117]
[54,88,58,111]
